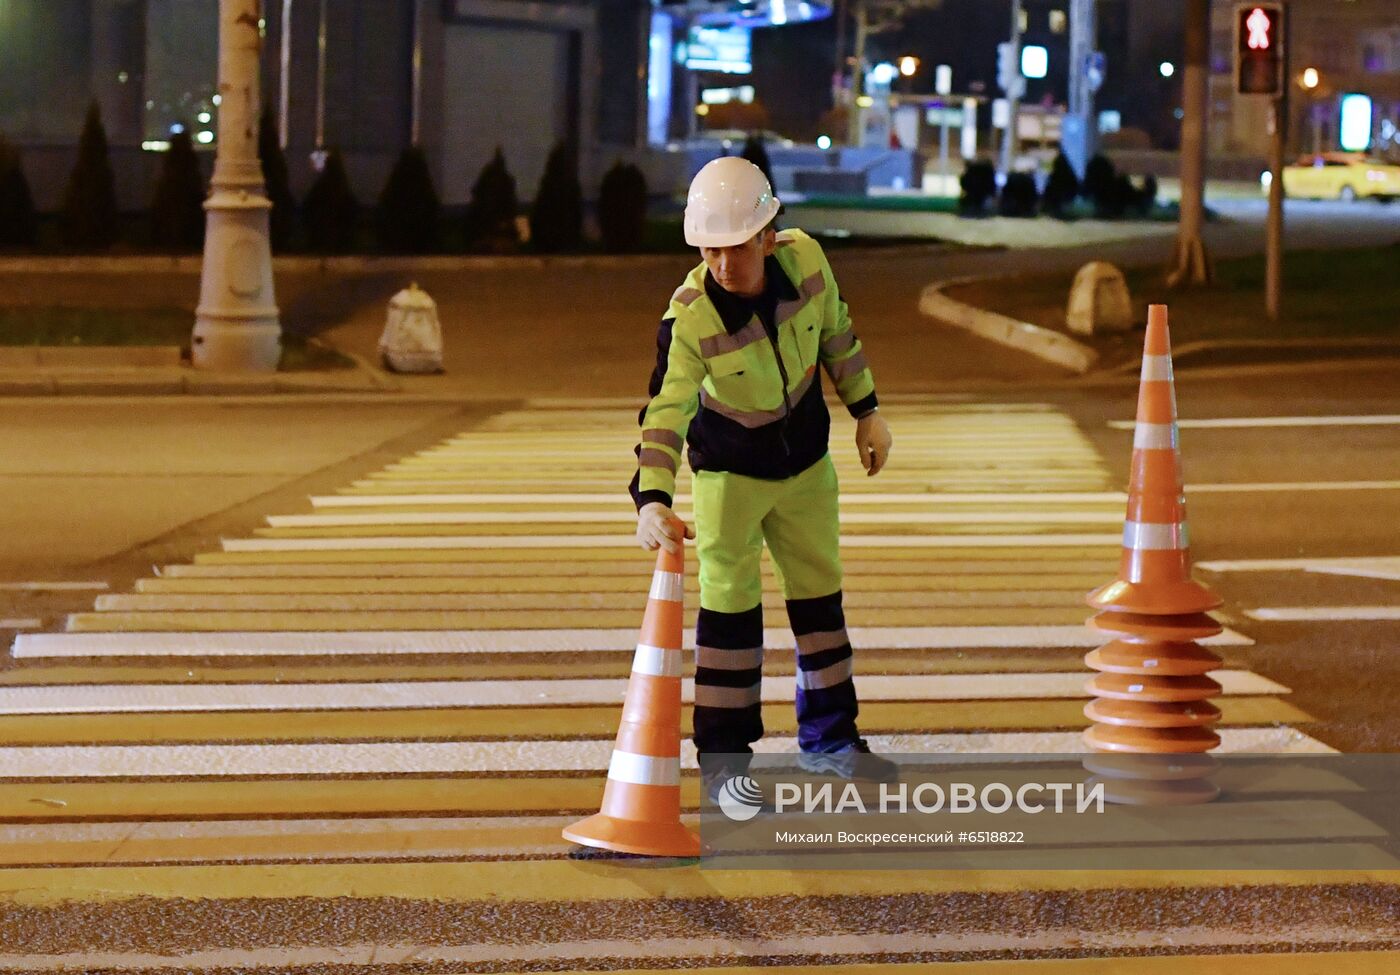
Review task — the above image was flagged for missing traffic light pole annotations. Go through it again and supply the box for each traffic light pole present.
[998,0,1023,179]
[1168,0,1211,288]
[1265,101,1283,320]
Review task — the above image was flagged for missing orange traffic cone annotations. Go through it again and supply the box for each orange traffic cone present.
[1083,305,1224,804]
[1087,304,1221,617]
[563,523,701,857]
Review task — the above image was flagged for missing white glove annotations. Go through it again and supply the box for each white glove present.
[637,502,695,554]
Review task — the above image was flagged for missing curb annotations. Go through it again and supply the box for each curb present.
[918,275,1099,374]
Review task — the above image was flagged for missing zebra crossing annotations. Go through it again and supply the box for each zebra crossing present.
[1,397,1389,971]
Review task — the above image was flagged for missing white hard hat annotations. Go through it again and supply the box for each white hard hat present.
[683,157,781,247]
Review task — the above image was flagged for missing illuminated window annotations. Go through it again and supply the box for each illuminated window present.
[1049,10,1067,34]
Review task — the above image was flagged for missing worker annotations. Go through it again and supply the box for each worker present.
[629,156,897,795]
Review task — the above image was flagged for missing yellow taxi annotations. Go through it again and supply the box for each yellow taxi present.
[1281,152,1400,201]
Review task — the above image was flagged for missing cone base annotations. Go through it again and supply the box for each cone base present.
[1083,723,1220,753]
[1086,774,1220,806]
[1087,578,1222,616]
[1084,752,1218,781]
[1086,639,1222,676]
[1089,611,1222,642]
[563,813,702,858]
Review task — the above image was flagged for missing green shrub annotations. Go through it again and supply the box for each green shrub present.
[958,160,996,215]
[150,129,206,252]
[257,106,296,251]
[376,145,441,254]
[997,171,1039,218]
[0,136,37,248]
[529,141,583,253]
[302,149,359,253]
[463,147,519,252]
[598,160,648,253]
[1042,152,1080,218]
[60,102,120,250]
[1083,154,1118,217]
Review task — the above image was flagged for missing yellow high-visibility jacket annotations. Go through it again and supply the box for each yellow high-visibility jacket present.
[632,228,877,509]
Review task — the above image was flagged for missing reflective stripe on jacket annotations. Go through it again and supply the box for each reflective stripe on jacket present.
[632,228,877,509]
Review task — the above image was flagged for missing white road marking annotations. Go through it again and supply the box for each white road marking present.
[0,670,1284,714]
[267,511,1124,528]
[0,619,40,630]
[1246,607,1400,622]
[312,492,1129,507]
[1199,557,1400,577]
[1188,481,1400,494]
[221,533,1125,552]
[1110,415,1400,430]
[0,581,108,592]
[0,727,1333,778]
[315,490,1125,507]
[11,625,1253,658]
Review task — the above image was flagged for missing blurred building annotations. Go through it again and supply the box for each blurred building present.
[0,0,831,211]
[1210,0,1400,159]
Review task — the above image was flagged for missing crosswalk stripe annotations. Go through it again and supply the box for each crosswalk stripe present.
[163,557,1118,576]
[0,797,1367,867]
[0,698,1312,746]
[266,510,1125,528]
[92,591,1096,612]
[311,492,1130,507]
[1110,414,1400,430]
[133,574,1112,594]
[65,608,1105,632]
[0,728,1335,779]
[221,533,1125,551]
[0,670,1286,713]
[0,847,1376,910]
[1246,607,1400,622]
[14,625,1253,658]
[0,652,1126,687]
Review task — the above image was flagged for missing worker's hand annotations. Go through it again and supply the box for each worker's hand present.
[637,502,695,554]
[856,410,892,476]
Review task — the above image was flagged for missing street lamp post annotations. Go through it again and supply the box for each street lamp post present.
[192,0,281,372]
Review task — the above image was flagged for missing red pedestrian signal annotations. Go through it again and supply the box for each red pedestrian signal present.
[1236,4,1284,96]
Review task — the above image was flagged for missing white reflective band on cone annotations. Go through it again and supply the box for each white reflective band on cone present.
[1123,520,1190,551]
[1133,422,1179,451]
[1140,354,1174,382]
[607,750,680,786]
[649,570,684,603]
[632,643,684,678]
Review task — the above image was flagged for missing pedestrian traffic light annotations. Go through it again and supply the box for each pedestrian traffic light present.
[996,42,1024,98]
[1235,4,1285,96]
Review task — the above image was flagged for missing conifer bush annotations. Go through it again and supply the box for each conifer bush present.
[598,160,647,253]
[375,145,441,254]
[1042,152,1080,218]
[997,171,1039,218]
[0,136,37,248]
[60,102,120,250]
[529,141,583,253]
[958,160,996,215]
[150,129,206,252]
[257,107,296,251]
[302,149,359,253]
[463,147,519,252]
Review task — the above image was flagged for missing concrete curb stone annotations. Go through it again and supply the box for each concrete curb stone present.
[918,275,1099,374]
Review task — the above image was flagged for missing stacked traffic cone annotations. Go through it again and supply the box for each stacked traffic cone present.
[1082,305,1224,805]
[563,523,701,856]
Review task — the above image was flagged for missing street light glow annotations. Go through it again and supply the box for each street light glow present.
[1302,67,1319,89]
[197,131,214,145]
[899,56,919,77]
[816,135,832,149]
[1159,61,1175,78]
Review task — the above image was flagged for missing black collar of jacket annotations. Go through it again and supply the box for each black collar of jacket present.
[703,255,800,335]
